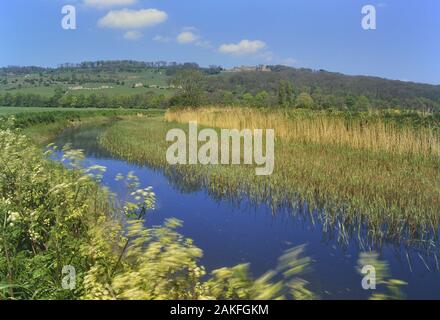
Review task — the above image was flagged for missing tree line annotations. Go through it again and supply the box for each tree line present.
[0,78,437,112]
[0,89,167,109]
[171,69,439,112]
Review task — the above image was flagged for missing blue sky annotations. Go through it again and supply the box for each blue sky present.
[1,0,439,84]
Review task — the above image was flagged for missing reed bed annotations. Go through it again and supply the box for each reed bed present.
[100,110,440,245]
[166,107,440,158]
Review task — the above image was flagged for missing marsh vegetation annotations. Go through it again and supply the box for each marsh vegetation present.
[101,107,440,245]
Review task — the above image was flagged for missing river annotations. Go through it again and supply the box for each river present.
[51,123,440,299]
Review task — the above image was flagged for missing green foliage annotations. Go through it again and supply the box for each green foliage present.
[0,108,162,129]
[254,91,270,108]
[0,91,168,109]
[0,129,110,299]
[242,93,254,106]
[296,92,314,109]
[171,69,206,107]
[205,245,314,300]
[205,65,440,111]
[345,95,356,110]
[82,217,206,300]
[278,80,294,108]
[355,95,371,110]
[357,252,407,300]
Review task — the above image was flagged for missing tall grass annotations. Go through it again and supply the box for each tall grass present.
[100,109,440,245]
[166,107,440,158]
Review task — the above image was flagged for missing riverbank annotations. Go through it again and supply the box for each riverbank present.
[10,108,165,144]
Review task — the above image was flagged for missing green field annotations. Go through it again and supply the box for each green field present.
[0,68,176,98]
[67,86,175,97]
[0,86,57,97]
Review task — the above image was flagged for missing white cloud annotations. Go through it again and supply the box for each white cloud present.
[177,31,199,44]
[175,27,212,48]
[153,35,171,43]
[84,0,136,9]
[219,40,267,56]
[123,30,142,40]
[98,9,167,29]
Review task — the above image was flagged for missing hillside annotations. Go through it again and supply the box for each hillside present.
[1,61,439,111]
[209,66,440,111]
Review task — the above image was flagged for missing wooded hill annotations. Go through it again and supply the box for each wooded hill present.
[1,61,439,111]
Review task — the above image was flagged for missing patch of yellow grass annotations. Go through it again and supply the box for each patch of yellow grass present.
[166,107,440,158]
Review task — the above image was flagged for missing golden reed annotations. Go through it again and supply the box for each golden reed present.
[165,107,440,158]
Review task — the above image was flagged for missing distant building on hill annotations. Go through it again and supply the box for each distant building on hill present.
[226,65,271,73]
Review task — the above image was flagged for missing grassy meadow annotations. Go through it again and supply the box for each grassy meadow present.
[100,107,440,245]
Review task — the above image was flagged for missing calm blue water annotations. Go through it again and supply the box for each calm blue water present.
[52,124,440,300]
